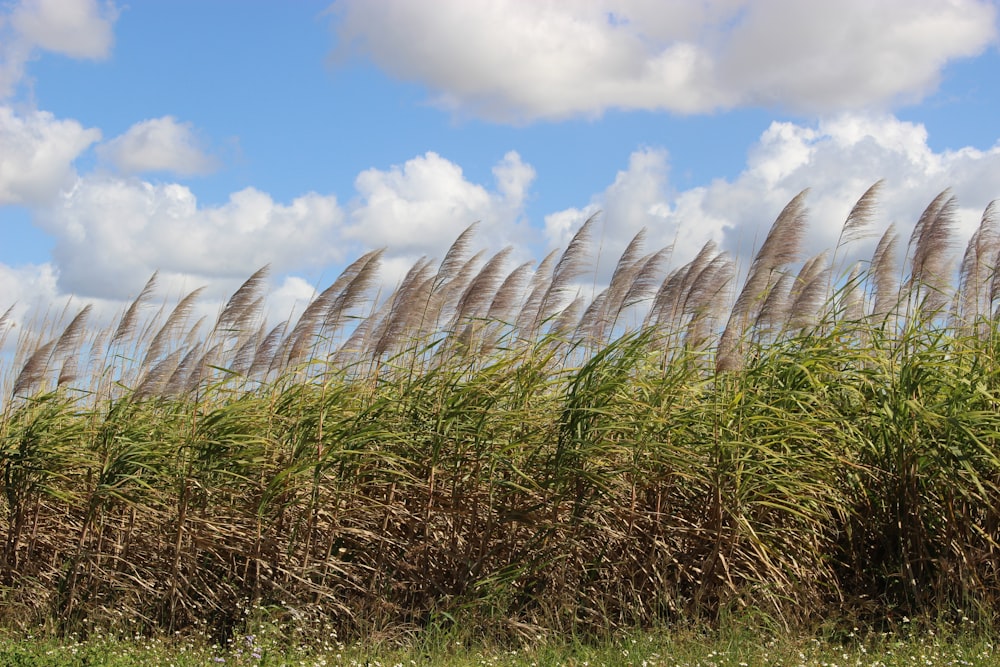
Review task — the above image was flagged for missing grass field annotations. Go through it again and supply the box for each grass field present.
[2,624,998,666]
[2,184,1000,647]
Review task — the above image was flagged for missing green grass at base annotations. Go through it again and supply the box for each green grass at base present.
[1,626,997,667]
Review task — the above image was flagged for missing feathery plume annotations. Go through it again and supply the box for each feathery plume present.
[718,189,809,372]
[755,272,793,334]
[143,286,206,369]
[487,260,533,324]
[549,295,586,339]
[135,348,184,399]
[787,252,830,331]
[514,249,559,337]
[597,230,648,334]
[112,272,158,344]
[577,289,608,343]
[907,193,956,315]
[869,224,900,320]
[252,320,288,378]
[435,222,480,288]
[323,248,384,335]
[12,339,55,397]
[535,215,595,328]
[453,246,513,326]
[957,201,998,322]
[613,247,671,329]
[839,179,884,247]
[231,322,265,376]
[215,265,269,335]
[53,304,92,360]
[840,262,866,323]
[369,258,436,358]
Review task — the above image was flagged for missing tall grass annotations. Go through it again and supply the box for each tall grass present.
[2,185,1000,642]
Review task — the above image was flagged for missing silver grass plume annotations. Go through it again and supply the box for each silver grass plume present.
[0,304,15,354]
[514,249,559,338]
[534,215,595,331]
[755,272,793,335]
[288,249,384,368]
[112,272,159,345]
[57,356,80,388]
[648,241,721,330]
[452,246,513,328]
[839,262,866,324]
[322,248,384,336]
[577,288,608,344]
[838,180,884,247]
[787,252,830,331]
[956,201,998,323]
[142,286,206,370]
[53,304,92,360]
[612,246,671,331]
[162,343,203,397]
[869,224,900,320]
[231,322,265,376]
[717,189,809,372]
[594,229,648,339]
[182,316,207,351]
[428,249,486,333]
[488,260,533,324]
[435,223,480,288]
[214,265,269,335]
[905,189,950,267]
[12,339,55,397]
[134,348,184,399]
[646,267,686,330]
[252,320,288,378]
[333,298,389,368]
[682,248,734,319]
[416,225,482,340]
[369,257,436,359]
[683,252,735,349]
[549,295,586,339]
[184,341,226,395]
[907,192,956,315]
[51,304,92,387]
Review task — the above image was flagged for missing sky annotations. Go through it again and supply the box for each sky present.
[1,0,999,330]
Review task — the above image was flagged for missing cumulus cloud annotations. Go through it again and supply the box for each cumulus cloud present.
[98,116,217,176]
[11,0,115,59]
[331,0,998,122]
[35,177,345,300]
[10,114,1000,345]
[8,149,538,327]
[345,150,536,282]
[544,114,1000,283]
[0,0,117,97]
[0,107,101,205]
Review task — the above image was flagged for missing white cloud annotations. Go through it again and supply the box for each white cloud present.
[9,150,537,330]
[98,116,217,176]
[11,0,115,59]
[346,150,536,282]
[0,0,116,97]
[35,177,345,300]
[331,0,997,122]
[9,114,1000,348]
[0,106,101,205]
[544,114,1000,282]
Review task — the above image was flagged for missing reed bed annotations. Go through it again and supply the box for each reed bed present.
[2,184,1000,642]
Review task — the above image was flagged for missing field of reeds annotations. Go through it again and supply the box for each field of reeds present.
[2,182,1000,643]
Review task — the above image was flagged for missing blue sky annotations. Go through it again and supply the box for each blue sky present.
[1,0,999,325]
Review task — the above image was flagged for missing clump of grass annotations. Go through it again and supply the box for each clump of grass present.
[1,184,1000,644]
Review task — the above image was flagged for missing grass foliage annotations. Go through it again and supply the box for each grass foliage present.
[2,185,1000,642]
